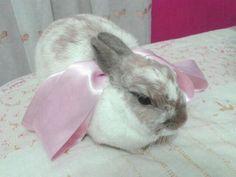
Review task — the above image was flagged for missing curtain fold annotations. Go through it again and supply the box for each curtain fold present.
[0,0,151,86]
[0,0,31,85]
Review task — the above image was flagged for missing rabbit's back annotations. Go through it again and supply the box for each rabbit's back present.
[35,14,138,80]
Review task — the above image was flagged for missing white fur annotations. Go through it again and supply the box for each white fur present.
[88,85,160,151]
[166,80,178,100]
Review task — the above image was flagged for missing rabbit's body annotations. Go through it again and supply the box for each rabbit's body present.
[89,85,160,151]
[35,14,138,79]
[35,14,187,152]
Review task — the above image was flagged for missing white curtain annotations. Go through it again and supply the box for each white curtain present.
[0,0,151,86]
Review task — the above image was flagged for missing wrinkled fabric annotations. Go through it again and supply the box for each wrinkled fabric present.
[22,49,208,159]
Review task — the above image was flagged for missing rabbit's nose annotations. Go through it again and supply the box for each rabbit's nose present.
[163,120,179,130]
[163,109,187,130]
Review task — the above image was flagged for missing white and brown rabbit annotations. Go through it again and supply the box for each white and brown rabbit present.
[35,14,187,152]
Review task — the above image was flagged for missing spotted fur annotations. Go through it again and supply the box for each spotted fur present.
[35,14,187,152]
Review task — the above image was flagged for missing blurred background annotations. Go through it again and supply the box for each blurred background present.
[0,0,236,86]
[0,0,151,86]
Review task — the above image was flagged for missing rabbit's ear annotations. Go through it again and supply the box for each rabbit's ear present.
[91,37,121,74]
[97,32,133,56]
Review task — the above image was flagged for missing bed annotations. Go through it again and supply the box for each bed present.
[1,27,236,177]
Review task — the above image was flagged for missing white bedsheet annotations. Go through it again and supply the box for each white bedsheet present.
[0,27,236,177]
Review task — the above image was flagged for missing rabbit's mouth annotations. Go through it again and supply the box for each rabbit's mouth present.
[163,117,186,130]
[163,102,187,130]
[154,122,179,136]
[163,120,179,130]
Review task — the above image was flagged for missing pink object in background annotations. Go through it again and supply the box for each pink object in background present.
[151,0,236,42]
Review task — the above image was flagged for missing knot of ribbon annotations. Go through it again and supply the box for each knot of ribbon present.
[22,48,208,159]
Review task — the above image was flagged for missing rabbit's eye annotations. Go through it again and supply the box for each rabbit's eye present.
[130,92,152,105]
[138,96,151,105]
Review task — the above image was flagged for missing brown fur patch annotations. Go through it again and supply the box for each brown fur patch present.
[120,63,186,132]
[164,94,187,130]
[52,25,79,60]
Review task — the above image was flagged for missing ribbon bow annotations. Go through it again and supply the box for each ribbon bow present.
[22,49,208,159]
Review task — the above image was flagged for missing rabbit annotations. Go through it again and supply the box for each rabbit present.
[35,14,187,152]
[88,33,187,152]
[35,14,138,79]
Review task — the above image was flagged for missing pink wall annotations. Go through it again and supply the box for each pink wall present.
[151,0,236,42]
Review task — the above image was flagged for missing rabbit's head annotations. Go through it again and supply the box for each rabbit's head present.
[91,32,187,136]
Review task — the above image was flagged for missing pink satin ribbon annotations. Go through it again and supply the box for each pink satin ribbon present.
[134,48,208,101]
[22,49,208,159]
